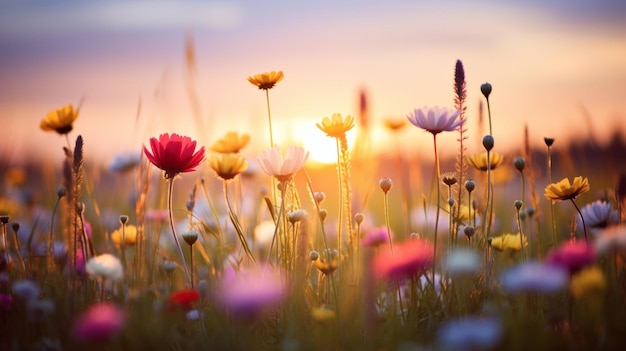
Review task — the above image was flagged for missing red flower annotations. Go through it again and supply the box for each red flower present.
[167,289,200,313]
[373,238,434,281]
[143,133,205,179]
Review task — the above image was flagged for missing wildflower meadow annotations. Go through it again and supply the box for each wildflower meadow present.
[2,60,626,351]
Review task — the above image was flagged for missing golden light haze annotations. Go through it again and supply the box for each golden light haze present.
[1,1,625,165]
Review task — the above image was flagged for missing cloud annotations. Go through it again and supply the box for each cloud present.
[0,1,244,38]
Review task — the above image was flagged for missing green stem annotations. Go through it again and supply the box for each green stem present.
[383,192,393,253]
[547,145,557,246]
[432,134,441,286]
[571,199,588,242]
[265,89,274,148]
[167,178,192,287]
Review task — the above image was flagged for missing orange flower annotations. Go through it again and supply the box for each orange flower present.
[468,152,504,171]
[247,71,284,90]
[40,104,79,134]
[316,114,355,138]
[208,153,248,181]
[544,176,590,202]
[143,133,205,179]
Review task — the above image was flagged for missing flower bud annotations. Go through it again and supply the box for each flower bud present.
[465,179,476,192]
[288,209,308,223]
[119,215,129,225]
[464,226,475,238]
[410,232,421,239]
[314,192,325,204]
[448,197,455,207]
[0,215,8,224]
[354,213,364,225]
[379,178,393,194]
[480,82,492,99]
[482,135,494,151]
[442,172,457,186]
[318,209,327,221]
[514,157,526,172]
[514,200,523,211]
[182,230,199,246]
[544,137,555,147]
[57,187,67,198]
[309,250,320,261]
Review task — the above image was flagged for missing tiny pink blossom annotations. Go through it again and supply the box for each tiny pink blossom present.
[72,303,125,342]
[217,266,285,318]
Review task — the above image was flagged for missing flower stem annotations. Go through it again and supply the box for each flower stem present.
[265,89,274,148]
[432,134,441,286]
[571,199,588,242]
[167,178,192,287]
[383,192,393,253]
[547,145,557,246]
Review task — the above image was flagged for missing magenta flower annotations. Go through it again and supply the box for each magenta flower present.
[217,266,285,318]
[407,106,463,135]
[546,240,596,275]
[373,238,434,281]
[72,303,126,343]
[143,133,205,179]
[362,226,391,247]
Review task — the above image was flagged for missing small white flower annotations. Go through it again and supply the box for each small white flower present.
[445,248,482,277]
[86,254,124,282]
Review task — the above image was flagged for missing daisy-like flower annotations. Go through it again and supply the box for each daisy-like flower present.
[490,232,528,252]
[217,266,285,318]
[316,113,355,138]
[210,132,250,154]
[247,71,284,90]
[467,152,504,171]
[595,225,626,255]
[257,145,309,183]
[208,153,249,181]
[437,316,503,351]
[406,106,463,135]
[72,303,126,343]
[577,200,618,234]
[546,240,596,275]
[110,225,138,247]
[143,133,205,179]
[383,118,407,132]
[85,254,124,282]
[40,104,79,134]
[500,261,568,293]
[373,238,434,281]
[544,176,590,202]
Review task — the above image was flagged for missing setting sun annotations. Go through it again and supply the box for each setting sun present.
[282,118,358,165]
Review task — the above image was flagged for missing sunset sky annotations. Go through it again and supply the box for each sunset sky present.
[1,0,625,165]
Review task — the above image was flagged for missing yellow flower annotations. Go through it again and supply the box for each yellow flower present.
[208,153,249,181]
[210,132,250,154]
[467,152,504,171]
[570,265,606,299]
[383,118,407,132]
[0,197,19,218]
[311,306,336,322]
[40,104,79,134]
[316,113,355,138]
[490,232,528,252]
[247,71,284,90]
[111,225,138,247]
[544,176,590,202]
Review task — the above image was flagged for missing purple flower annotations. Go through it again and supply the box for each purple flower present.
[72,303,125,343]
[217,266,285,318]
[437,316,503,351]
[407,106,463,135]
[0,293,12,311]
[500,261,569,293]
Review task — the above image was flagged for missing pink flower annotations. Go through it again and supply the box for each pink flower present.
[257,145,309,182]
[143,133,205,179]
[217,266,285,318]
[546,240,596,275]
[72,303,125,342]
[362,226,391,247]
[373,238,434,280]
[407,106,463,135]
